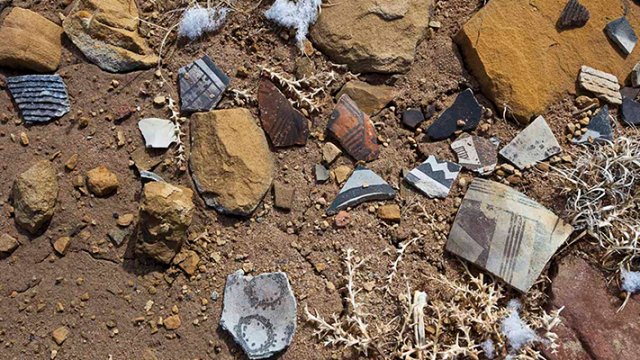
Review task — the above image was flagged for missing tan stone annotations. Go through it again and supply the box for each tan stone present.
[0,234,19,255]
[455,0,640,123]
[53,237,71,256]
[65,154,78,171]
[378,204,401,222]
[334,165,352,185]
[117,213,134,227]
[86,166,118,197]
[52,326,69,345]
[173,250,200,276]
[12,161,58,234]
[164,315,181,330]
[336,81,395,115]
[322,142,342,164]
[0,8,63,72]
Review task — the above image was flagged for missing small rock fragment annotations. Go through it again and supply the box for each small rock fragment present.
[52,326,69,345]
[153,95,165,107]
[322,142,342,164]
[402,109,425,129]
[65,154,78,171]
[499,116,561,170]
[274,182,295,211]
[334,211,351,228]
[378,204,401,222]
[572,105,613,144]
[86,166,118,197]
[327,165,395,215]
[328,95,380,162]
[179,55,230,112]
[0,234,19,257]
[117,214,134,227]
[575,95,598,109]
[427,89,482,141]
[138,118,178,149]
[557,0,590,29]
[334,165,352,185]
[258,78,309,147]
[605,16,638,55]
[578,66,622,105]
[53,237,71,256]
[315,164,329,183]
[174,250,200,276]
[335,81,395,116]
[404,156,461,198]
[164,315,181,330]
[107,228,130,247]
[20,132,29,146]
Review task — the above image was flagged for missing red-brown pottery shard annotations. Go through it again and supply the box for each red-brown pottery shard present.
[327,94,380,162]
[258,79,309,147]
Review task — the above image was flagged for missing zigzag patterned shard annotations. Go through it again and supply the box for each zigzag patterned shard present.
[179,55,230,112]
[446,179,573,293]
[558,0,590,29]
[328,94,380,162]
[404,156,461,198]
[7,74,70,123]
[327,165,395,215]
[258,78,309,147]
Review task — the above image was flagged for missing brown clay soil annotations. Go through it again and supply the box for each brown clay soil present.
[0,0,636,359]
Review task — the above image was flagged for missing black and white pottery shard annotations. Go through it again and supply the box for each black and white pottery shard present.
[179,55,230,112]
[427,89,483,141]
[622,98,640,126]
[138,118,178,149]
[220,270,296,359]
[140,171,164,183]
[557,0,590,30]
[572,105,613,144]
[451,135,498,175]
[7,74,70,123]
[326,164,395,215]
[499,116,561,170]
[404,156,461,198]
[605,17,638,55]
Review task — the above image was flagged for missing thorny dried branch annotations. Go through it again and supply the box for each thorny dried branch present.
[259,66,337,113]
[167,95,187,170]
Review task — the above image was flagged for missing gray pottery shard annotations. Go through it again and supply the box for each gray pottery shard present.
[451,135,498,175]
[179,55,230,112]
[327,164,395,215]
[7,74,70,123]
[572,105,613,144]
[446,179,573,293]
[138,118,178,149]
[220,270,297,359]
[605,16,638,55]
[404,156,461,198]
[558,0,590,30]
[499,116,561,170]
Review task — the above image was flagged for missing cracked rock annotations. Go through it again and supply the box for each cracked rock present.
[12,161,58,234]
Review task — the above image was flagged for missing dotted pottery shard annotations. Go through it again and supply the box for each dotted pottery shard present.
[499,116,561,170]
[220,270,297,359]
[557,0,590,30]
[258,78,309,147]
[451,135,498,175]
[404,156,461,199]
[179,55,230,112]
[605,16,638,56]
[328,94,380,162]
[572,105,613,144]
[578,66,622,105]
[7,75,70,123]
[427,89,482,141]
[327,165,395,215]
[446,179,573,293]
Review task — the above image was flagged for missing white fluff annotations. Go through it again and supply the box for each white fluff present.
[179,6,231,41]
[480,339,495,359]
[264,0,322,49]
[622,270,640,294]
[500,300,540,354]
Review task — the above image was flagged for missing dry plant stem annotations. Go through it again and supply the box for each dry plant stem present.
[386,237,421,291]
[167,96,187,169]
[259,66,337,113]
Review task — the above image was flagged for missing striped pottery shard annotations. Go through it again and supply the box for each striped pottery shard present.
[404,156,461,198]
[446,179,573,293]
[327,165,395,215]
[427,89,482,141]
[557,0,590,30]
[258,79,309,147]
[578,66,622,105]
[572,105,613,144]
[328,95,380,162]
[179,55,230,112]
[451,135,498,175]
[7,74,70,123]
[499,116,561,170]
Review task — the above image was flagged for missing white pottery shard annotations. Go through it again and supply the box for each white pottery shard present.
[499,116,561,170]
[138,118,178,149]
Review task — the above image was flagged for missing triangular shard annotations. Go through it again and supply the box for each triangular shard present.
[328,94,380,162]
[446,179,573,293]
[572,105,613,144]
[258,78,309,147]
[558,0,590,29]
[605,16,638,56]
[499,116,561,170]
[427,89,483,141]
[451,135,498,175]
[405,156,461,198]
[622,98,640,126]
[327,165,395,215]
[138,118,178,149]
[7,74,70,123]
[179,55,230,112]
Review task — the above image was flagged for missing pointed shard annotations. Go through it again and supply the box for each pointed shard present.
[179,55,230,112]
[402,109,425,129]
[605,17,638,56]
[328,95,380,162]
[578,66,622,105]
[451,135,498,175]
[500,116,561,170]
[558,0,590,29]
[427,89,483,141]
[315,164,329,183]
[446,179,573,293]
[138,118,178,149]
[220,270,297,359]
[327,165,395,215]
[140,171,164,183]
[404,156,461,198]
[7,74,70,123]
[258,79,309,147]
[622,98,640,126]
[572,105,612,144]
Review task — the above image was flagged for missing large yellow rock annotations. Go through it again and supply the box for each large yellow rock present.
[0,8,63,72]
[455,0,640,123]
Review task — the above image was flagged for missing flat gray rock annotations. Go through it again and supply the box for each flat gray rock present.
[220,270,296,359]
[572,105,612,144]
[451,135,497,175]
[7,74,70,123]
[179,55,230,112]
[404,156,461,198]
[605,16,638,55]
[499,116,561,170]
[315,164,329,183]
[138,118,178,149]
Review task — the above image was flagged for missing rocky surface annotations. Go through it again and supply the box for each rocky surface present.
[12,160,58,234]
[86,166,119,197]
[0,234,19,258]
[335,81,395,116]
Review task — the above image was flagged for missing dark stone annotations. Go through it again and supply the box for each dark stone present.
[327,165,395,215]
[402,109,425,129]
[572,105,613,144]
[107,228,130,247]
[557,0,590,30]
[427,89,482,141]
[179,55,230,112]
[605,17,638,55]
[622,98,640,125]
[258,79,309,147]
[273,182,295,211]
[620,86,640,100]
[315,164,329,183]
[328,95,380,162]
[424,104,436,119]
[404,156,461,198]
[7,74,70,123]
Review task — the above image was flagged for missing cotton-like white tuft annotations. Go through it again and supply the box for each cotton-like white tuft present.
[480,339,495,359]
[622,270,640,294]
[179,6,231,41]
[264,0,322,49]
[500,300,540,353]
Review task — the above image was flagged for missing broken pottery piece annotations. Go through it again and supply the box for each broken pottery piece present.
[404,156,461,198]
[620,86,640,100]
[578,66,622,105]
[499,116,561,170]
[427,89,482,141]
[633,61,640,88]
[258,78,309,147]
[605,16,638,56]
[488,136,502,148]
[402,109,425,129]
[572,105,612,144]
[451,135,498,175]
[315,164,329,183]
[327,165,395,215]
[622,98,640,126]
[6,75,70,123]
[220,270,296,359]
[557,0,590,30]
[446,179,573,293]
[138,118,178,149]
[328,95,380,162]
[179,55,230,112]
[140,171,164,183]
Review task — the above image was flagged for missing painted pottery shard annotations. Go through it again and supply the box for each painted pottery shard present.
[427,89,482,141]
[499,116,561,170]
[138,118,178,148]
[558,0,590,29]
[258,79,309,147]
[327,165,395,215]
[140,171,164,183]
[7,75,70,123]
[328,95,380,162]
[220,270,297,359]
[451,135,498,175]
[622,98,640,125]
[402,109,425,129]
[578,66,622,105]
[179,55,230,112]
[446,179,573,293]
[633,61,640,87]
[605,17,638,55]
[404,156,461,198]
[572,105,612,144]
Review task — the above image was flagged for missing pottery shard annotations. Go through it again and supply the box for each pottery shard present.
[63,0,158,72]
[335,81,396,116]
[12,161,58,234]
[455,0,640,123]
[137,182,194,264]
[310,0,435,73]
[558,0,590,30]
[258,78,309,147]
[578,66,622,105]
[190,109,275,216]
[328,95,380,162]
[0,7,63,72]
